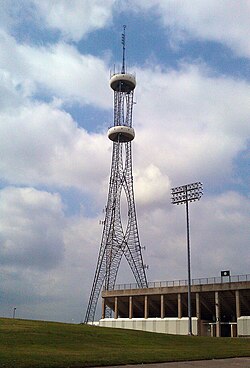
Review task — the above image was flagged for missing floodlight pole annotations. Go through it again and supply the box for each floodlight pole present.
[171,182,203,336]
[185,188,192,335]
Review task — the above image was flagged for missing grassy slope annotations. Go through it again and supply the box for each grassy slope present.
[0,318,249,368]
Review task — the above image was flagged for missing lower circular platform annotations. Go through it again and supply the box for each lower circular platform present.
[108,126,135,142]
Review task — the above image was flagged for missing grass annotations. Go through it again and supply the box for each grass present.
[0,317,249,368]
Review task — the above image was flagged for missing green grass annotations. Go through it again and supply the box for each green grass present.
[0,318,249,368]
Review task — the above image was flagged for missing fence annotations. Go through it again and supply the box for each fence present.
[112,274,250,291]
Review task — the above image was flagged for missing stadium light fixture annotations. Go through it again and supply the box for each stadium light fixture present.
[171,181,203,335]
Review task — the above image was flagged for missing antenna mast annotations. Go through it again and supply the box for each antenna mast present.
[121,25,126,74]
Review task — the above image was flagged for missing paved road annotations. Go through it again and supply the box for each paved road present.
[100,357,250,367]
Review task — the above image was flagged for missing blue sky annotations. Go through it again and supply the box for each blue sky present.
[0,0,249,323]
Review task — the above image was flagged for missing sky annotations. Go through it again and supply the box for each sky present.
[0,0,249,323]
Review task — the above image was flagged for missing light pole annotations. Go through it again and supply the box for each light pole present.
[13,307,16,319]
[171,181,203,335]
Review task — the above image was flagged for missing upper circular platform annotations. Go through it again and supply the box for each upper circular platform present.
[110,73,136,92]
[108,126,135,142]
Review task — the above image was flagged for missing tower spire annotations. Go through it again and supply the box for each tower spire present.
[121,25,126,74]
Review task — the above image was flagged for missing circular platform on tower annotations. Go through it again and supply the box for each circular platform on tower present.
[108,126,135,142]
[110,73,136,92]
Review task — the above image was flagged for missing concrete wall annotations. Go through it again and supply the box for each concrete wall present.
[238,316,250,337]
[99,317,198,335]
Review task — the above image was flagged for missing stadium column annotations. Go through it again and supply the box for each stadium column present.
[101,298,105,319]
[114,297,118,319]
[129,296,133,319]
[215,291,221,337]
[161,295,165,319]
[196,292,201,335]
[235,290,241,319]
[178,293,182,319]
[144,295,148,319]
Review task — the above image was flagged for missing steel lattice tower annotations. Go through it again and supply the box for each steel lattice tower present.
[84,27,148,323]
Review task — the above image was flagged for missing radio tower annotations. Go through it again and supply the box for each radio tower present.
[84,26,148,323]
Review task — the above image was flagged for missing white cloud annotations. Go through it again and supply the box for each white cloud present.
[0,70,25,111]
[0,30,112,193]
[133,63,250,187]
[139,191,250,282]
[0,187,65,269]
[0,102,109,191]
[0,29,112,108]
[0,0,116,42]
[128,0,250,58]
[191,191,250,276]
[134,164,170,208]
[0,0,18,34]
[0,186,102,322]
[0,210,103,323]
[32,0,115,41]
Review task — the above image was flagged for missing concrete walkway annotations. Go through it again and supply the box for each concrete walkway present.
[101,357,250,367]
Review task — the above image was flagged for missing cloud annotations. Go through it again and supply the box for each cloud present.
[139,191,250,282]
[0,70,25,112]
[127,0,250,58]
[190,191,250,276]
[0,204,102,322]
[0,0,19,34]
[0,29,112,193]
[134,164,171,208]
[0,101,110,190]
[0,29,112,108]
[32,0,116,41]
[133,63,250,187]
[0,187,65,269]
[0,0,116,42]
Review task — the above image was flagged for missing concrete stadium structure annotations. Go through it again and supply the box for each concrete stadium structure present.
[99,274,250,337]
